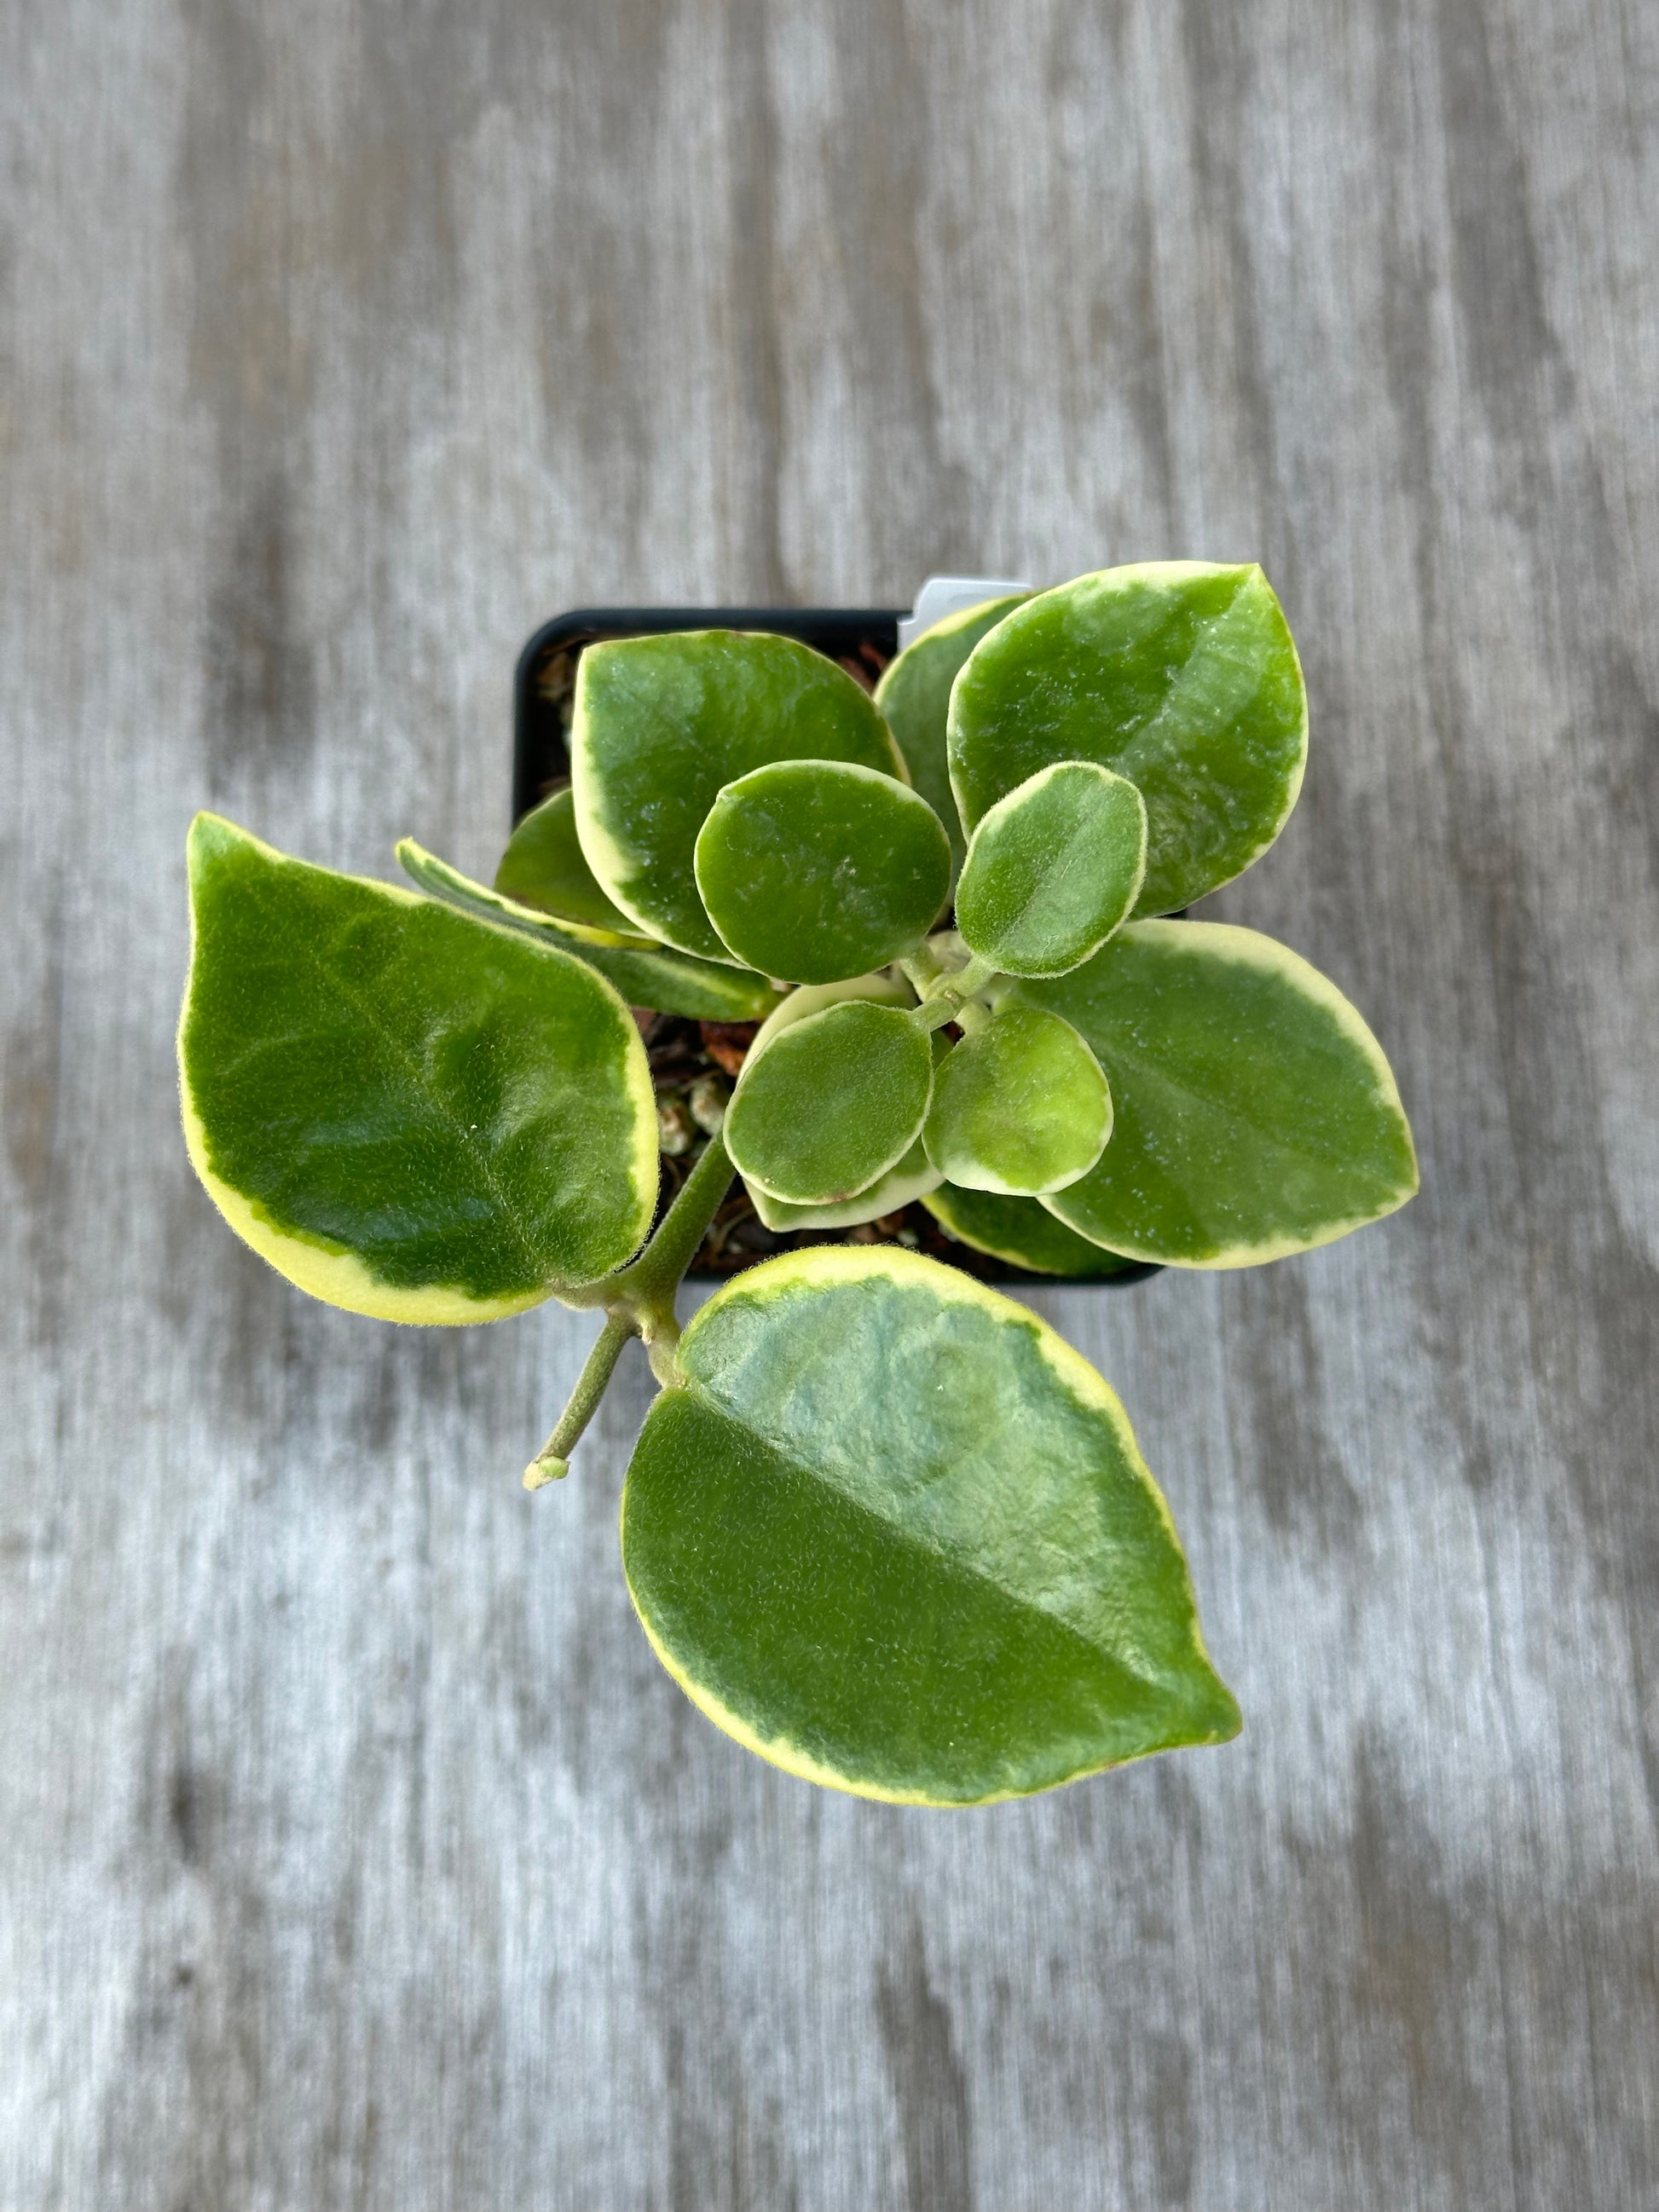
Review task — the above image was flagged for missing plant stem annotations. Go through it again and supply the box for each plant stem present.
[610,1128,737,1325]
[524,1132,737,1487]
[523,1310,633,1488]
[908,951,1000,1031]
[899,948,944,998]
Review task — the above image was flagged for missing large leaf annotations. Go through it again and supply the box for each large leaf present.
[949,563,1307,915]
[1015,921,1419,1267]
[923,1005,1112,1195]
[724,998,934,1204]
[494,785,655,944]
[621,1247,1240,1803]
[872,594,1028,880]
[695,759,950,983]
[397,841,783,1020]
[180,815,657,1320]
[922,1185,1144,1279]
[573,631,907,962]
[954,760,1147,977]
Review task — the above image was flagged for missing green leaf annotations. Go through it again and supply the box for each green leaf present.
[950,563,1307,915]
[494,785,656,944]
[922,1185,1144,1278]
[724,998,934,1204]
[955,760,1147,977]
[180,815,657,1320]
[573,631,908,962]
[695,759,951,984]
[923,1004,1112,1195]
[1014,921,1419,1266]
[737,972,939,1227]
[873,594,1028,880]
[396,840,783,1020]
[747,1132,942,1232]
[621,1246,1240,1803]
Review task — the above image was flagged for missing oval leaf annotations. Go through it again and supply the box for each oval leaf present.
[1015,921,1419,1266]
[725,998,934,1204]
[955,760,1147,977]
[621,1246,1240,1803]
[872,594,1027,880]
[924,1005,1112,1195]
[695,759,950,984]
[949,563,1307,915]
[573,631,907,962]
[922,1184,1145,1279]
[494,785,656,944]
[397,840,783,1020]
[180,816,657,1320]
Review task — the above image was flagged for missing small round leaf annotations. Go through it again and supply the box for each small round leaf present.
[621,1246,1240,1803]
[955,761,1147,977]
[725,998,934,1204]
[494,786,656,944]
[695,760,950,984]
[747,1133,942,1232]
[573,630,906,962]
[924,1005,1111,1195]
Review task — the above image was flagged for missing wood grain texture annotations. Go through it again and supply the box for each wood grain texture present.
[3,0,1656,2203]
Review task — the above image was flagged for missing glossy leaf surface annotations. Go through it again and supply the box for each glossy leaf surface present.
[695,759,950,983]
[621,1247,1240,1803]
[955,761,1147,977]
[493,786,654,943]
[573,631,906,962]
[1017,921,1419,1266]
[397,841,783,1020]
[921,1184,1144,1278]
[181,816,657,1320]
[873,594,1027,879]
[725,999,934,1204]
[950,563,1307,914]
[924,1004,1111,1194]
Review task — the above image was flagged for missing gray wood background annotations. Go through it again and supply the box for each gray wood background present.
[4,0,1656,2203]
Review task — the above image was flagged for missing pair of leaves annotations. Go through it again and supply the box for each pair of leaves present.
[724,980,1115,1211]
[502,632,946,1002]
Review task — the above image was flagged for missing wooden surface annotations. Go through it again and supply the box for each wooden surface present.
[4,1,1656,2203]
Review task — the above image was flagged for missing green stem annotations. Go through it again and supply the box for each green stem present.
[610,1129,737,1321]
[899,947,944,998]
[523,1132,738,1489]
[908,951,1001,1031]
[523,1311,633,1488]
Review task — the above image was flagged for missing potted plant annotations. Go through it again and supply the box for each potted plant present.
[178,562,1416,1805]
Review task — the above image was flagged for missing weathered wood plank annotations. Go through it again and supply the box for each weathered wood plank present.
[3,0,1656,2204]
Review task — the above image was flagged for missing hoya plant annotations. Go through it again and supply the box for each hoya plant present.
[179,563,1417,1805]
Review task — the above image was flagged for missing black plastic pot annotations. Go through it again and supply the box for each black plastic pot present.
[514,605,1158,1288]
